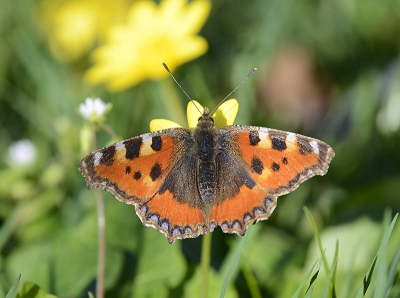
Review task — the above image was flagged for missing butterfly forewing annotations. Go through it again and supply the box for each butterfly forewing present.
[79,128,192,204]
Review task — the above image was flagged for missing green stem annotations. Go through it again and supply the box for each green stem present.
[201,233,212,298]
[95,189,106,298]
[93,131,106,298]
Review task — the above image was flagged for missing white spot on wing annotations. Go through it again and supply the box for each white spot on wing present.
[94,152,102,166]
[287,133,296,142]
[115,141,124,149]
[310,140,320,154]
[259,130,269,138]
[258,130,271,148]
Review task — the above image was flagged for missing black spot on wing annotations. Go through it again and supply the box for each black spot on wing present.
[270,134,287,151]
[251,157,264,174]
[124,138,142,159]
[150,163,162,181]
[151,136,162,151]
[133,171,142,180]
[249,131,261,146]
[271,162,280,171]
[282,157,288,164]
[99,146,115,166]
[125,166,131,174]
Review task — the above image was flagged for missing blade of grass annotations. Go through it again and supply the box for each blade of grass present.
[291,259,321,298]
[386,245,400,296]
[355,256,377,298]
[303,207,330,273]
[322,241,338,298]
[6,274,21,298]
[304,260,322,298]
[373,212,398,298]
[220,226,251,298]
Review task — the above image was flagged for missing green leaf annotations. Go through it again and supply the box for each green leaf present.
[16,281,58,298]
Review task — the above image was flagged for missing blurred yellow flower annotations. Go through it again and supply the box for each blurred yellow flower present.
[150,99,238,132]
[85,0,212,92]
[36,0,130,63]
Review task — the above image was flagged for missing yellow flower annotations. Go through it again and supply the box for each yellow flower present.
[85,0,212,92]
[149,99,239,132]
[36,0,130,63]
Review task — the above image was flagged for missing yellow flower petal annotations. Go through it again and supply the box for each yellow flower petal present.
[150,119,182,132]
[150,99,238,132]
[212,99,239,128]
[36,0,130,63]
[187,100,204,129]
[85,0,212,92]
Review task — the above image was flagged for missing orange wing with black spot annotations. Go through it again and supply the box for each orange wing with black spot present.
[79,128,209,243]
[209,125,335,236]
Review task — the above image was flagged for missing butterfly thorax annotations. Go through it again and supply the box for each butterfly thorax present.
[193,108,219,205]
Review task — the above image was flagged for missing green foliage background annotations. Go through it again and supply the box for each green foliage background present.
[1,0,400,297]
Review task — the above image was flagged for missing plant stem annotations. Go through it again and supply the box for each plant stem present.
[201,233,212,298]
[93,131,106,298]
[95,189,106,298]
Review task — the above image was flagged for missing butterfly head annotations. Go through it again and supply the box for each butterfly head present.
[197,107,214,123]
[194,107,217,133]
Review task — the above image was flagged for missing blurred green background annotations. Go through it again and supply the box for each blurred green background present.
[1,0,400,297]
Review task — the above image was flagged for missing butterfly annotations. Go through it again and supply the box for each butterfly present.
[79,107,335,244]
[79,66,335,244]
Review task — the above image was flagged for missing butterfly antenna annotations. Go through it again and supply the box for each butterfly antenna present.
[162,62,202,115]
[210,67,257,115]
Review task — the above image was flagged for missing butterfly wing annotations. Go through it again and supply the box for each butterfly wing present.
[79,128,207,243]
[209,125,335,235]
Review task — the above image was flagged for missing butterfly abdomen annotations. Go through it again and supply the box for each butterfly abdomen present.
[194,113,219,203]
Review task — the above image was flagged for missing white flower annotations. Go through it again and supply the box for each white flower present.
[8,139,37,167]
[78,97,112,125]
[79,97,106,119]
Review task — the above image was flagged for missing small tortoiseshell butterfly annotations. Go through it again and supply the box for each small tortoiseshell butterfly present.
[79,67,335,244]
